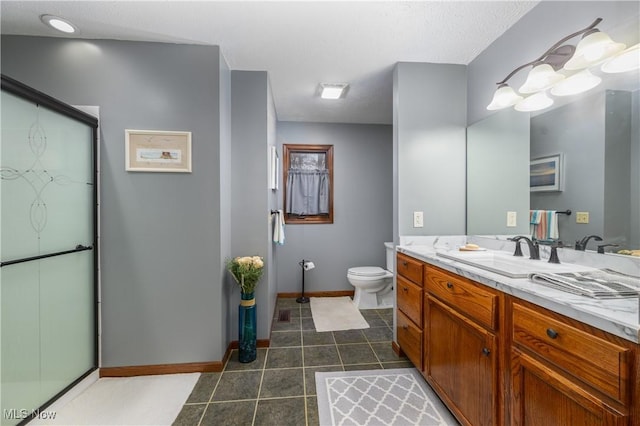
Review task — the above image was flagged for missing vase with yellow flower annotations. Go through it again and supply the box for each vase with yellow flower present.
[227,255,264,362]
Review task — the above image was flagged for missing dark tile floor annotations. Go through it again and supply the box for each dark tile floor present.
[173,297,411,426]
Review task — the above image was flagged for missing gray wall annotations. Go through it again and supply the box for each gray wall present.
[219,52,233,348]
[267,76,279,333]
[604,91,632,247]
[466,1,639,242]
[230,70,277,339]
[468,1,640,125]
[531,91,606,246]
[393,62,467,239]
[1,36,231,366]
[530,90,634,248]
[632,90,640,248]
[467,108,530,235]
[276,122,393,293]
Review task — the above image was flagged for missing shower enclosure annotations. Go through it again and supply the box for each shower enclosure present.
[1,75,98,425]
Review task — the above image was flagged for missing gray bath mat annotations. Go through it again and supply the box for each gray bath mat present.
[316,368,458,425]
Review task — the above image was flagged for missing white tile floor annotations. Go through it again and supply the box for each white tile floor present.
[28,373,199,426]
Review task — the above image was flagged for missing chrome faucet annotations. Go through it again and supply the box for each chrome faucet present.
[509,236,540,260]
[574,235,602,251]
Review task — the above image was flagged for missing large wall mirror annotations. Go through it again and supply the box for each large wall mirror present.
[468,69,639,253]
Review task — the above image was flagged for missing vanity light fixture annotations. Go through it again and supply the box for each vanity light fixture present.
[518,63,565,94]
[487,84,523,110]
[564,30,626,70]
[320,83,348,100]
[487,18,628,112]
[601,43,640,73]
[40,14,77,34]
[514,91,554,112]
[550,69,602,97]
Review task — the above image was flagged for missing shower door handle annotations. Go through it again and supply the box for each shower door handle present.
[1,244,93,268]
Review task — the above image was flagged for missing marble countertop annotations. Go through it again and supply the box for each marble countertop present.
[397,244,640,344]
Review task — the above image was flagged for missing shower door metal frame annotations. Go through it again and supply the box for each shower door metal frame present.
[1,74,99,424]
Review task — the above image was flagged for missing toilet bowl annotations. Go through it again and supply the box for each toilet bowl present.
[347,242,395,309]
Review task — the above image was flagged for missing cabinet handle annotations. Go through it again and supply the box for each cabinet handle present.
[546,328,559,339]
[402,325,408,330]
[403,287,408,292]
[446,282,454,289]
[482,347,491,356]
[402,261,408,267]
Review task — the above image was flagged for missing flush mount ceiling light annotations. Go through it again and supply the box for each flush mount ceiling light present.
[40,14,77,34]
[487,18,627,112]
[320,83,348,100]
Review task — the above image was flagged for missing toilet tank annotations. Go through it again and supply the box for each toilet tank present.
[384,242,395,273]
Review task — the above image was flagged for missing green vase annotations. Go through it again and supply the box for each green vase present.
[238,292,257,363]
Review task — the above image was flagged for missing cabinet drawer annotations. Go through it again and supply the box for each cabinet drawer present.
[396,252,423,286]
[397,310,423,370]
[396,275,422,327]
[425,266,498,331]
[512,302,631,404]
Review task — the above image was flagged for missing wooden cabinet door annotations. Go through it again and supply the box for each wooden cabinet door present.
[510,348,628,426]
[426,297,498,426]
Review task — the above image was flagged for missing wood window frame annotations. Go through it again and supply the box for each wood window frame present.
[283,144,334,224]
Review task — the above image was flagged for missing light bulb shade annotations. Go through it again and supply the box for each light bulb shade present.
[515,92,554,112]
[486,84,523,110]
[550,69,602,96]
[519,64,565,94]
[601,43,640,73]
[564,31,626,70]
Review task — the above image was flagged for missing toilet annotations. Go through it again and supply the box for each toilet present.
[347,242,395,309]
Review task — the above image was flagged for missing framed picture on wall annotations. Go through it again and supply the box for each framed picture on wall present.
[530,154,562,192]
[125,129,192,172]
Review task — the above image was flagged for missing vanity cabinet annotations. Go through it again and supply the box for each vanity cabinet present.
[424,265,500,426]
[508,298,635,426]
[394,251,640,426]
[396,252,424,370]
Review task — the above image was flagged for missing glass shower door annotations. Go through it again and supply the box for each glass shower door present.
[1,77,97,425]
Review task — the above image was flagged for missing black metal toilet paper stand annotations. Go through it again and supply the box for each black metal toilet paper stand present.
[297,259,310,304]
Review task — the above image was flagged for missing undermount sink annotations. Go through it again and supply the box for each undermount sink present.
[436,250,596,278]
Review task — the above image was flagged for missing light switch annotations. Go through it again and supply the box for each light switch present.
[507,211,517,227]
[413,211,424,228]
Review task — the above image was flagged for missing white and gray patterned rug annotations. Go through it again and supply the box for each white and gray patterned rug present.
[316,368,459,426]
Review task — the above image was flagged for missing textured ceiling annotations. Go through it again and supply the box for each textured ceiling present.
[0,1,539,124]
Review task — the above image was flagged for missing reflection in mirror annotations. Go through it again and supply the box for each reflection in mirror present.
[467,71,639,255]
[530,86,639,252]
[467,109,529,236]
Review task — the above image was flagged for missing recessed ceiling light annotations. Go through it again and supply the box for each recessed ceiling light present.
[320,83,349,100]
[40,14,77,34]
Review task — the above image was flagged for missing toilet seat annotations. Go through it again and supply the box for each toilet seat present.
[347,266,387,277]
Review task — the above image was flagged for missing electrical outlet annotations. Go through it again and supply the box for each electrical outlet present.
[413,211,424,228]
[507,211,517,227]
[576,212,590,224]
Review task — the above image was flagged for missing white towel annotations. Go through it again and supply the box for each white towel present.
[273,209,285,245]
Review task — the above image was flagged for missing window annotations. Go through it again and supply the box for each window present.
[283,144,334,224]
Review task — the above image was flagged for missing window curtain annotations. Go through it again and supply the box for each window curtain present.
[286,169,329,215]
